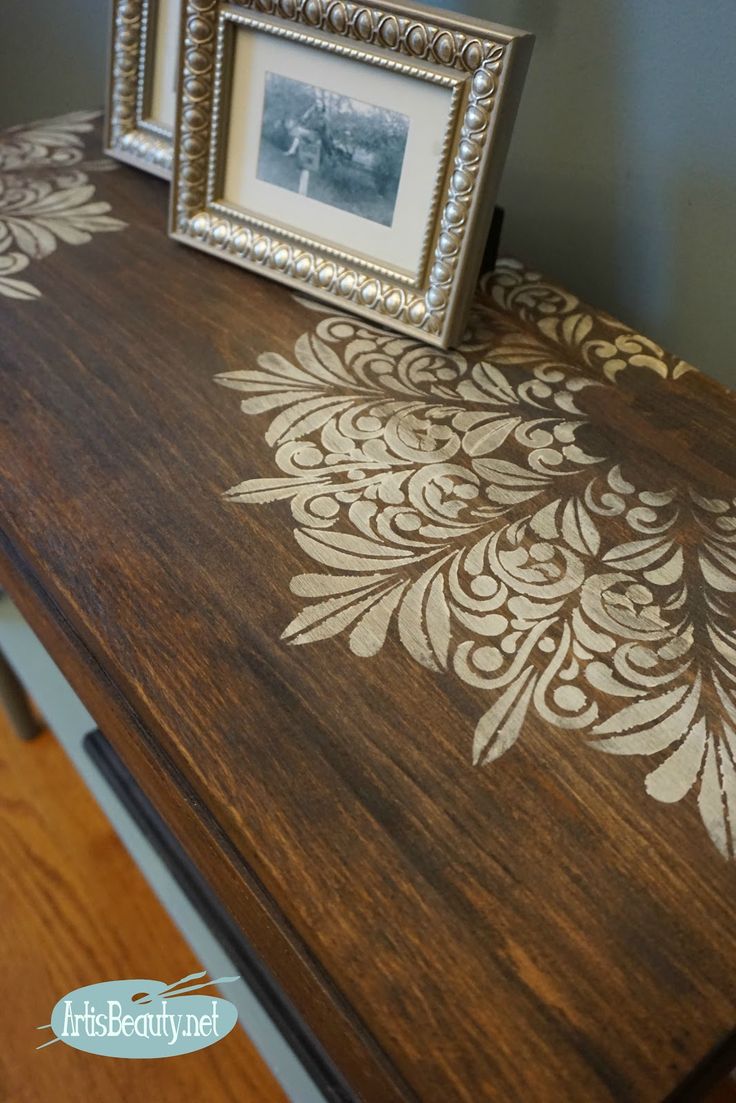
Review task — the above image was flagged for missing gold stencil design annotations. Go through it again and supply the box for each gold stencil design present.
[0,111,125,301]
[218,260,734,861]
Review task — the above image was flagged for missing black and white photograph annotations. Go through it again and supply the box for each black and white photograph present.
[256,72,410,227]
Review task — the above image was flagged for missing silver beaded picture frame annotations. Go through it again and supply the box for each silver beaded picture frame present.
[170,0,533,347]
[106,0,182,178]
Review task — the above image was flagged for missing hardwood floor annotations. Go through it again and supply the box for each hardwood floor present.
[0,706,734,1102]
[0,717,286,1103]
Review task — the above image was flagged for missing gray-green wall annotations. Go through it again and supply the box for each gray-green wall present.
[0,1,733,386]
[0,1,109,129]
[436,0,735,389]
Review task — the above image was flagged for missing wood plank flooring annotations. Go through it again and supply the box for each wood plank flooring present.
[0,717,286,1103]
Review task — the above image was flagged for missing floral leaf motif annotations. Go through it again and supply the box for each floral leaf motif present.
[478,260,698,383]
[295,528,420,571]
[349,584,407,658]
[283,580,392,646]
[644,718,707,804]
[219,265,736,862]
[472,670,535,766]
[0,110,126,301]
[397,558,453,673]
[592,678,700,752]
[0,242,40,300]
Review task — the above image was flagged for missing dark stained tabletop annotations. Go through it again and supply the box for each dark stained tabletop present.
[1,112,736,1102]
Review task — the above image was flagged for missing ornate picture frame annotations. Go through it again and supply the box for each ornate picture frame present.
[106,0,182,178]
[170,0,533,347]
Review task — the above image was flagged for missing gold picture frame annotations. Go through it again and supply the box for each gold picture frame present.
[106,0,182,178]
[170,0,533,347]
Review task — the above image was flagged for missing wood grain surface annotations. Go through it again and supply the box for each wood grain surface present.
[0,719,286,1103]
[1,113,735,1102]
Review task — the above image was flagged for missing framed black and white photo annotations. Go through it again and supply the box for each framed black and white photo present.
[106,0,183,177]
[171,0,533,347]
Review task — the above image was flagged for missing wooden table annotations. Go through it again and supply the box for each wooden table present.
[1,111,735,1103]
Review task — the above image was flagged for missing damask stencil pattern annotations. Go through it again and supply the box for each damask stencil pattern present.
[218,260,736,861]
[0,111,125,301]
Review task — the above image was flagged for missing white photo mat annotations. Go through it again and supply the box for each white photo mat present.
[149,0,181,131]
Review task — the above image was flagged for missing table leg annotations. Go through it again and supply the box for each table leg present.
[0,649,41,741]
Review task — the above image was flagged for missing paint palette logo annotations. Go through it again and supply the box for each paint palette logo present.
[37,971,240,1058]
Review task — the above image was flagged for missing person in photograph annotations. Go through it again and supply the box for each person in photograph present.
[285,100,326,158]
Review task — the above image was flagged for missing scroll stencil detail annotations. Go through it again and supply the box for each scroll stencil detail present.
[0,111,125,301]
[218,261,736,861]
